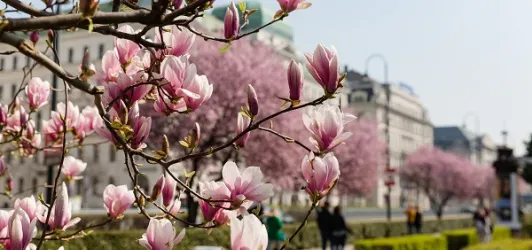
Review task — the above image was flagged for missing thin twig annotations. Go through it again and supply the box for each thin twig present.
[279,202,317,250]
[257,126,312,152]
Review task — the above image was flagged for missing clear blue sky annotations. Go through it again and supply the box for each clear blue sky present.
[18,0,532,153]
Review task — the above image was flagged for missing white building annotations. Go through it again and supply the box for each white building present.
[434,126,497,166]
[343,69,434,209]
[0,1,346,209]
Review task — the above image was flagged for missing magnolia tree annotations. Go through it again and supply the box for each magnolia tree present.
[148,37,308,221]
[400,146,493,220]
[334,116,385,196]
[0,0,358,249]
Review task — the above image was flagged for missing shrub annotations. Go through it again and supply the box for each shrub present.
[355,234,447,250]
[443,226,511,250]
[463,239,532,250]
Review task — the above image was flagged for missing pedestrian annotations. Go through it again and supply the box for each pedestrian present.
[474,207,487,242]
[331,206,351,250]
[265,207,284,250]
[404,203,416,234]
[317,201,332,250]
[414,205,423,234]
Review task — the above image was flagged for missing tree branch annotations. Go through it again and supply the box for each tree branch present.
[258,126,312,152]
[2,0,54,17]
[0,32,103,95]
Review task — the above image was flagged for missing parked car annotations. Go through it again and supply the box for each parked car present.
[460,205,477,214]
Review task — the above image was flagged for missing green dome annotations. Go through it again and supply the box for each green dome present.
[211,1,294,41]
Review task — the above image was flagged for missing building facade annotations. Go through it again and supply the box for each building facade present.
[344,69,434,208]
[0,1,344,209]
[434,126,497,166]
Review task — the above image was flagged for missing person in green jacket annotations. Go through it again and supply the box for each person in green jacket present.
[265,207,285,250]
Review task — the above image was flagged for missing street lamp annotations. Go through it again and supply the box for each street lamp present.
[364,54,393,222]
[463,112,481,163]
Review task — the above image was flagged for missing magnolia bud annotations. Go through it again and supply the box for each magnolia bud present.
[0,157,6,177]
[173,0,183,9]
[81,49,91,72]
[191,123,201,148]
[47,30,55,42]
[287,59,304,102]
[80,0,98,17]
[5,175,13,193]
[150,175,165,201]
[29,31,39,45]
[247,84,259,117]
[223,1,240,39]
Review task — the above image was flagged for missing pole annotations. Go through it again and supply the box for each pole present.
[45,3,61,204]
[510,173,522,230]
[384,84,391,222]
[463,112,481,163]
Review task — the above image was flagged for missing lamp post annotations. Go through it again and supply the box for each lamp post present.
[364,54,393,222]
[463,112,481,163]
[45,3,61,204]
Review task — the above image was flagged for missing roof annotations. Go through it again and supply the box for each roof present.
[434,126,476,142]
[211,1,294,41]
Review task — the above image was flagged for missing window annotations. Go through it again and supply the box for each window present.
[0,58,4,71]
[6,153,12,164]
[34,152,39,163]
[93,144,99,163]
[98,44,105,58]
[68,48,74,63]
[31,178,38,193]
[18,178,24,193]
[76,179,84,196]
[109,176,116,185]
[92,177,99,195]
[25,56,30,67]
[12,56,18,70]
[11,84,17,97]
[109,144,116,162]
[0,86,3,100]
[36,112,42,130]
[77,147,85,160]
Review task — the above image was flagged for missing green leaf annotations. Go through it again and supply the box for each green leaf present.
[110,121,122,129]
[87,18,94,33]
[179,140,189,148]
[187,171,196,178]
[219,43,231,54]
[238,1,246,12]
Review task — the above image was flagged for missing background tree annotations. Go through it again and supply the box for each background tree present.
[149,37,306,222]
[334,115,386,196]
[521,134,532,185]
[400,146,477,221]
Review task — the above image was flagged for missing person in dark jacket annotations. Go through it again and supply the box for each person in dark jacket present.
[331,206,351,250]
[317,202,332,250]
[414,206,423,234]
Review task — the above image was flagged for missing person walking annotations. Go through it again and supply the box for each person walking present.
[331,206,351,250]
[317,202,332,250]
[404,204,416,234]
[474,207,487,242]
[414,206,423,234]
[483,207,493,243]
[265,207,284,250]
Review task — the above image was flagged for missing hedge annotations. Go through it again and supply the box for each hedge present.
[355,226,511,250]
[355,234,448,250]
[34,217,473,250]
[442,227,511,250]
[463,239,532,250]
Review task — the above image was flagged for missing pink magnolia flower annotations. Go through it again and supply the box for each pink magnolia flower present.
[288,59,304,101]
[0,105,7,126]
[182,74,213,111]
[305,44,340,94]
[25,77,50,110]
[114,25,140,65]
[200,181,231,201]
[29,31,39,44]
[0,157,6,176]
[199,200,232,225]
[276,0,311,16]
[130,114,151,150]
[104,72,151,108]
[0,210,10,233]
[56,102,80,129]
[301,152,340,201]
[230,213,268,250]
[98,50,122,83]
[224,2,240,39]
[159,175,177,207]
[154,26,196,57]
[173,0,183,9]
[222,161,274,205]
[159,55,201,102]
[103,184,135,218]
[7,208,36,250]
[6,107,28,131]
[247,85,259,116]
[235,113,251,148]
[150,175,165,201]
[61,156,87,180]
[153,92,187,115]
[38,182,80,230]
[138,218,185,250]
[303,104,356,152]
[80,106,103,133]
[14,196,39,221]
[168,199,181,216]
